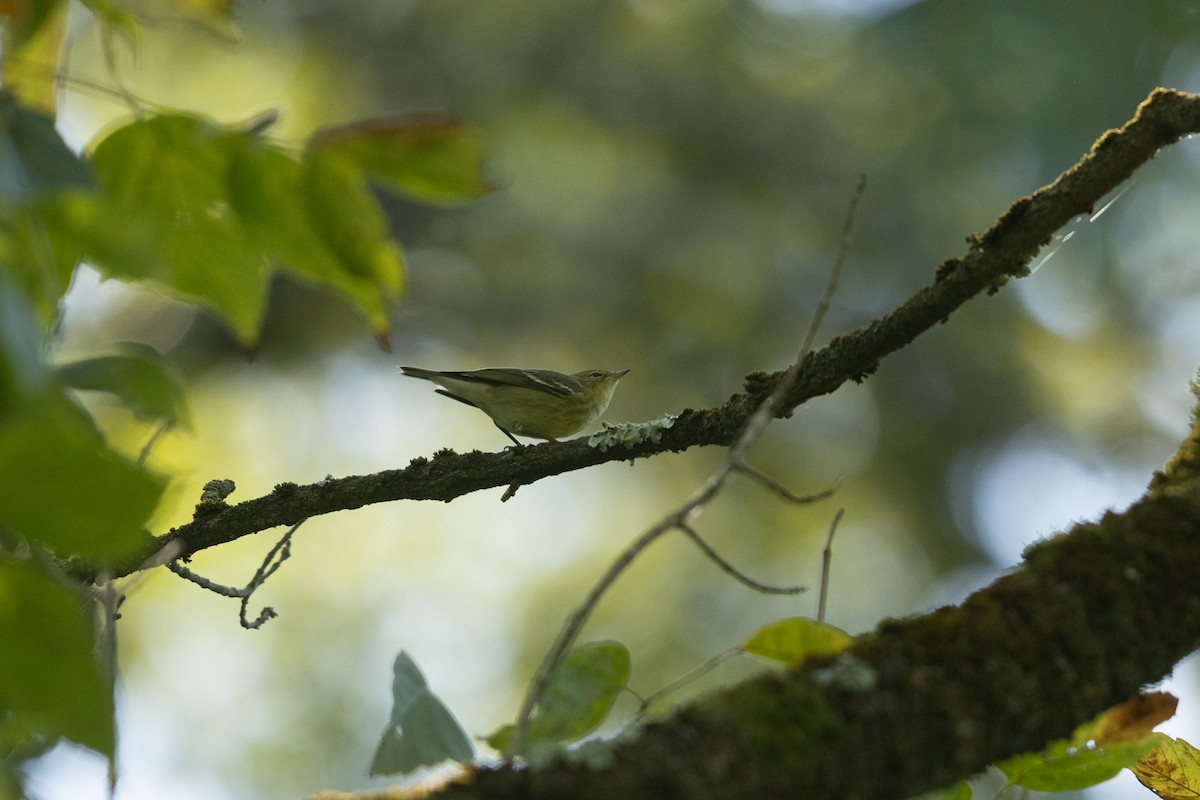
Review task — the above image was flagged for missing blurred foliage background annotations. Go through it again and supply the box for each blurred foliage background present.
[28,0,1200,797]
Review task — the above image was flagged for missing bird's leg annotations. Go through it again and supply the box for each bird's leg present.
[496,424,523,447]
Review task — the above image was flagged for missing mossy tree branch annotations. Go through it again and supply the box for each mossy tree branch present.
[98,87,1200,582]
[358,385,1200,800]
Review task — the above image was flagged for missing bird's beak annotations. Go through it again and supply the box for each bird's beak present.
[614,368,631,378]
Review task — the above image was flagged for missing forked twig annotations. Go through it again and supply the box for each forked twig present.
[168,520,305,629]
[506,176,867,758]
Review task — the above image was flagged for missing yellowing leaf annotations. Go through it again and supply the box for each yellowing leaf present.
[999,692,1181,794]
[1095,692,1178,746]
[740,617,853,666]
[1134,738,1200,800]
[0,0,69,114]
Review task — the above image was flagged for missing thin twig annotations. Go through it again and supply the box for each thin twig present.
[167,521,305,629]
[167,560,246,597]
[679,524,805,595]
[506,177,866,758]
[817,508,845,625]
[633,649,742,716]
[735,464,840,505]
[736,173,865,440]
[93,577,121,800]
[237,521,300,629]
[98,26,144,118]
[506,517,675,756]
[137,421,172,466]
[240,593,279,629]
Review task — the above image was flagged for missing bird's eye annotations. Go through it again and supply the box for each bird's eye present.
[590,371,603,378]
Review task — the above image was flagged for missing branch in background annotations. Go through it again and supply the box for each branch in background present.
[85,88,1200,582]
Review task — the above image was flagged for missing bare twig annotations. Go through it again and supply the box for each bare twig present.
[93,577,121,800]
[167,560,246,597]
[729,174,865,456]
[137,421,172,466]
[506,177,866,758]
[167,520,305,629]
[735,464,840,505]
[679,524,805,595]
[817,508,845,625]
[632,649,742,716]
[97,26,144,118]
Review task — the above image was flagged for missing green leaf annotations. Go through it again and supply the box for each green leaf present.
[228,140,401,334]
[3,190,160,321]
[487,641,631,753]
[0,279,165,560]
[0,559,114,756]
[80,0,144,44]
[369,651,474,776]
[303,147,405,294]
[309,113,491,205]
[0,273,51,416]
[741,617,854,666]
[999,695,1178,792]
[999,731,1168,792]
[88,113,410,344]
[0,392,165,561]
[0,95,93,205]
[89,114,269,343]
[56,342,190,429]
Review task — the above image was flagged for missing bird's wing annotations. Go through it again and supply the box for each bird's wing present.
[452,368,578,397]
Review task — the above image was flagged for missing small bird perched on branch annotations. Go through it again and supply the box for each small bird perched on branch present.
[400,366,630,446]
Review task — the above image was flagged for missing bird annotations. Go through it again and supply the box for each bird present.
[400,366,630,446]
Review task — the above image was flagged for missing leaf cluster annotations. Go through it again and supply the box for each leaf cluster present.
[0,2,489,782]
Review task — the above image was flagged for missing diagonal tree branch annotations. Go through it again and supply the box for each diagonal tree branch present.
[91,87,1200,581]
